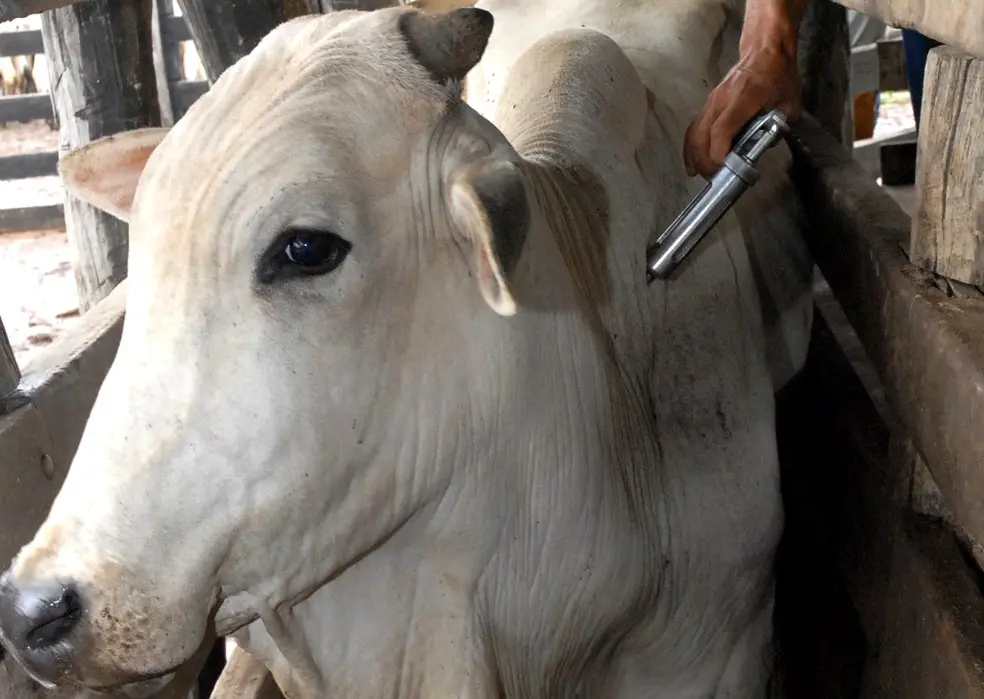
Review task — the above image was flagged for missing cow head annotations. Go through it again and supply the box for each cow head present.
[0,7,531,691]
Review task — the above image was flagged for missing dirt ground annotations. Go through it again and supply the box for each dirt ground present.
[0,97,917,370]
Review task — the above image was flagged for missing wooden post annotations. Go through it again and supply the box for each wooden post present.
[0,313,19,405]
[41,0,162,313]
[797,0,852,147]
[152,0,178,126]
[910,46,984,287]
[173,0,312,83]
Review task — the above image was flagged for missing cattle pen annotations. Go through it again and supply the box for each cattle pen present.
[0,1,982,698]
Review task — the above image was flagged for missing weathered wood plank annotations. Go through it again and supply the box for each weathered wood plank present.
[787,112,984,557]
[0,93,53,123]
[0,29,43,57]
[859,511,984,697]
[41,0,161,313]
[0,204,64,233]
[210,647,284,699]
[877,37,908,92]
[173,78,208,115]
[161,13,192,45]
[152,0,176,126]
[798,0,852,145]
[0,314,18,406]
[851,43,880,96]
[174,0,311,82]
[910,46,984,287]
[0,150,58,180]
[780,308,984,698]
[830,0,984,61]
[850,38,906,96]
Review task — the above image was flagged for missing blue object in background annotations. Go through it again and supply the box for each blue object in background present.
[901,29,943,129]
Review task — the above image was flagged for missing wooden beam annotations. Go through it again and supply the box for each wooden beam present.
[910,46,984,287]
[0,314,19,408]
[173,79,208,115]
[41,0,162,313]
[830,0,984,61]
[797,0,852,145]
[0,150,59,180]
[151,0,176,126]
[851,38,906,96]
[0,93,54,124]
[780,310,984,698]
[0,29,43,57]
[787,112,984,557]
[0,205,64,234]
[877,37,908,92]
[161,13,191,44]
[174,0,311,83]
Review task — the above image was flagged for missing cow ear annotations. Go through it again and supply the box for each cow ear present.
[58,127,170,224]
[448,156,530,316]
[398,7,493,83]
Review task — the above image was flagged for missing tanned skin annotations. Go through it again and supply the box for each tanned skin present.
[683,0,807,178]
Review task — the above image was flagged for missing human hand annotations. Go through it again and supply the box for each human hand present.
[683,42,802,178]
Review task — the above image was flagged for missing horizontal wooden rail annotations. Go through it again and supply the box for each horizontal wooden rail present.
[162,12,191,44]
[173,78,209,113]
[0,149,57,179]
[788,112,984,551]
[0,92,50,122]
[0,28,41,57]
[0,204,63,232]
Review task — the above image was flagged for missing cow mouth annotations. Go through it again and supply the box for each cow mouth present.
[87,670,178,697]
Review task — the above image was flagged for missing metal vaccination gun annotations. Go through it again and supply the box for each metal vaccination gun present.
[645,108,790,283]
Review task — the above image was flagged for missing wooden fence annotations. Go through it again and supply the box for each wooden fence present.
[0,4,207,234]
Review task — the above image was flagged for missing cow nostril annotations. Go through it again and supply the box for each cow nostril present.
[20,586,84,651]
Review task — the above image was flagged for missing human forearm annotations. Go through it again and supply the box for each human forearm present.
[740,0,807,57]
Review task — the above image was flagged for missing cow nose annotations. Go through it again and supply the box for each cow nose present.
[0,575,84,665]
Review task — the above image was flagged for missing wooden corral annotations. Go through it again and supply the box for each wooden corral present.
[0,0,983,698]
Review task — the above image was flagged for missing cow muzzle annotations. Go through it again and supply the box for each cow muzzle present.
[0,570,85,686]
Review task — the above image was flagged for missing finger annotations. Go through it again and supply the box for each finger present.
[706,96,766,172]
[686,98,721,178]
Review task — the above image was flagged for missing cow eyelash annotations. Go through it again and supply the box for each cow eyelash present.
[257,228,352,284]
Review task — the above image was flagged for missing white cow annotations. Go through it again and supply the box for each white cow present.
[0,3,813,698]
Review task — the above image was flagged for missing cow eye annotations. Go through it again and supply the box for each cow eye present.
[258,228,352,283]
